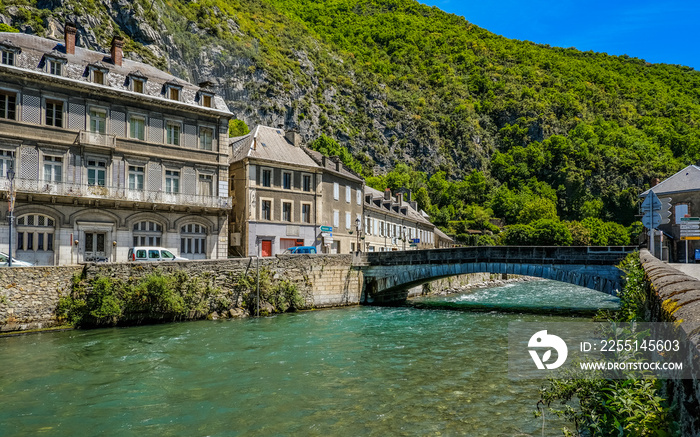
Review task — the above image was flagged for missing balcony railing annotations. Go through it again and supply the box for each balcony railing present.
[79,130,116,148]
[1,178,232,210]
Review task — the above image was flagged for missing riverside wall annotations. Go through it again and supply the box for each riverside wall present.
[639,250,700,435]
[0,255,363,331]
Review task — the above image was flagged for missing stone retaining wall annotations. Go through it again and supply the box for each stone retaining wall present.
[639,250,700,435]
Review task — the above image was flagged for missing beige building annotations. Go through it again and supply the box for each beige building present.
[305,150,364,254]
[0,25,232,265]
[229,125,322,257]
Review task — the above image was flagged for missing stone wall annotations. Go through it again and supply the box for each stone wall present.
[0,255,363,331]
[639,250,700,435]
[0,266,83,332]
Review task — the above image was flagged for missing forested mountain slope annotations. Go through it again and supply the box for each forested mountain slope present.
[2,0,699,239]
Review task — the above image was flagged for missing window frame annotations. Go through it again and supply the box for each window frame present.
[43,154,63,183]
[128,165,145,191]
[301,202,312,224]
[129,114,146,141]
[88,107,108,134]
[282,171,292,190]
[0,90,16,121]
[165,169,180,194]
[282,201,293,222]
[86,157,107,187]
[261,198,272,221]
[45,99,65,128]
[199,126,214,150]
[261,167,272,188]
[302,173,312,192]
[166,120,182,146]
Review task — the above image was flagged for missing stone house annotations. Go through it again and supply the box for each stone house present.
[0,24,232,264]
[641,165,700,262]
[228,125,322,257]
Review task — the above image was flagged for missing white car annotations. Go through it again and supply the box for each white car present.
[0,252,33,267]
[127,247,188,262]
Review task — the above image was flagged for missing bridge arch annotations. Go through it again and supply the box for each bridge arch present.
[358,246,635,305]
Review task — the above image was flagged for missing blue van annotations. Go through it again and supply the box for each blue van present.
[284,246,317,254]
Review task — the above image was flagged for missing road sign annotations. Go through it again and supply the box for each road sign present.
[321,232,332,238]
[681,224,700,230]
[641,191,661,210]
[642,212,662,229]
[320,226,332,232]
[409,244,417,247]
[682,217,700,222]
[411,238,420,244]
[681,236,700,241]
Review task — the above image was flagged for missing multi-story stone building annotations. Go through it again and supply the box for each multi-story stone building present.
[229,125,322,257]
[0,25,232,265]
[304,150,364,254]
[363,187,437,251]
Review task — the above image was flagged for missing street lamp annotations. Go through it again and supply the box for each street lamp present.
[7,166,15,267]
[402,225,406,251]
[355,217,361,253]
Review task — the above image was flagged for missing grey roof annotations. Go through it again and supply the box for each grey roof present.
[364,186,433,226]
[229,125,320,168]
[434,227,454,242]
[641,165,700,196]
[0,32,231,115]
[304,148,364,183]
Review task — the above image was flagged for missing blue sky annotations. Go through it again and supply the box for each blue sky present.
[421,0,699,70]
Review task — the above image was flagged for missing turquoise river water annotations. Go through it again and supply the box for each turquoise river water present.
[0,279,619,436]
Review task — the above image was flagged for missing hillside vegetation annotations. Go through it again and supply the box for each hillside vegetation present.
[2,0,699,243]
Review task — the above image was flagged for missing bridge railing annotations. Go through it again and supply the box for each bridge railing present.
[362,246,638,266]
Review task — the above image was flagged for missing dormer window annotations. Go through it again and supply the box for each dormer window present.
[199,91,214,108]
[1,50,14,66]
[0,40,20,66]
[44,51,67,76]
[88,62,109,85]
[49,60,62,76]
[129,70,148,94]
[165,81,183,102]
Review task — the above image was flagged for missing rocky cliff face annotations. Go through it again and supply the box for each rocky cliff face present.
[1,0,450,175]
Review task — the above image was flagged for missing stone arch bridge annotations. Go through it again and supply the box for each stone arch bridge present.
[356,246,637,305]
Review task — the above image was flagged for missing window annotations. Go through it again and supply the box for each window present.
[262,169,271,187]
[128,166,144,191]
[89,109,106,134]
[16,214,55,253]
[201,94,212,108]
[282,202,292,222]
[303,174,312,192]
[45,101,63,127]
[43,156,62,183]
[345,212,351,229]
[49,60,62,76]
[1,50,14,66]
[346,185,351,203]
[93,70,104,85]
[0,92,15,120]
[166,121,181,146]
[132,79,144,94]
[165,170,180,194]
[169,87,180,101]
[333,210,339,228]
[181,224,207,256]
[199,127,213,150]
[333,182,339,200]
[130,116,145,140]
[87,159,106,186]
[133,220,162,246]
[365,216,371,235]
[0,150,13,179]
[356,188,361,205]
[199,174,212,196]
[282,172,292,189]
[261,200,271,220]
[302,204,311,223]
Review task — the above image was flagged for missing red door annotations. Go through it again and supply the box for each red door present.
[261,240,272,257]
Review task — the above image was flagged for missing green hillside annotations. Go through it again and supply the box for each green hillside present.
[3,0,699,242]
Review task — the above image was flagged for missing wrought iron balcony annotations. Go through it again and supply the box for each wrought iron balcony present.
[78,130,116,148]
[1,178,232,210]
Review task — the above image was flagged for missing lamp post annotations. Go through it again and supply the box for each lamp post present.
[402,225,406,251]
[7,166,15,267]
[355,217,361,253]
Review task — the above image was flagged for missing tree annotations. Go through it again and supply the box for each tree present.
[517,198,558,224]
[564,221,592,246]
[228,119,249,137]
[502,224,535,245]
[531,219,573,246]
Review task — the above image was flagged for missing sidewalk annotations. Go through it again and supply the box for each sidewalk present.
[667,263,700,280]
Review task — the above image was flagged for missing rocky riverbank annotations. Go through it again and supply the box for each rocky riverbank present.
[428,275,543,297]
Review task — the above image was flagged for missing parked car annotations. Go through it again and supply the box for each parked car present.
[283,246,317,254]
[0,252,33,267]
[127,247,188,262]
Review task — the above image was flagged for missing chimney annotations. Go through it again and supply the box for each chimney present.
[64,23,77,55]
[285,129,300,147]
[650,178,660,187]
[111,36,124,67]
[322,155,328,167]
[384,189,391,201]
